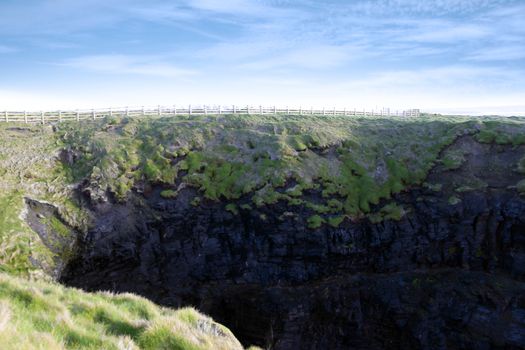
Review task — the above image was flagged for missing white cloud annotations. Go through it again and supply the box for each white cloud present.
[404,23,489,43]
[344,0,509,16]
[239,45,354,70]
[61,55,197,78]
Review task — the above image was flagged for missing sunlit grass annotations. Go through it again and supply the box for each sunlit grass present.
[0,272,245,350]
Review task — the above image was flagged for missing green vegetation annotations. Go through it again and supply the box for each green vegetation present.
[225,203,239,215]
[368,203,406,223]
[1,113,518,238]
[474,120,525,146]
[448,196,462,205]
[0,191,53,278]
[0,114,524,349]
[307,215,324,229]
[56,115,482,225]
[327,216,345,228]
[0,272,245,350]
[440,150,465,170]
[160,189,177,199]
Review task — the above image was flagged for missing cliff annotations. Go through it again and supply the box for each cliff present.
[1,114,525,349]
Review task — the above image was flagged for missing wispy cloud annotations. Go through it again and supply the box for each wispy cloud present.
[0,44,17,53]
[0,0,524,114]
[61,55,197,78]
[343,0,510,16]
[467,46,525,61]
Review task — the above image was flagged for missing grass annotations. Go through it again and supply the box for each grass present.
[160,190,177,199]
[474,120,525,146]
[51,114,525,229]
[307,215,324,229]
[440,150,465,170]
[0,125,88,277]
[0,272,247,350]
[0,114,523,349]
[1,114,524,277]
[0,191,55,278]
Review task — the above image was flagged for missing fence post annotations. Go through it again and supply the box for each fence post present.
[343,108,346,116]
[299,106,302,115]
[204,105,208,115]
[4,111,8,123]
[311,107,313,115]
[333,107,336,115]
[274,106,276,114]
[41,111,45,124]
[109,107,113,117]
[189,105,192,115]
[323,107,326,115]
[24,111,27,124]
[76,110,80,122]
[158,105,161,116]
[58,110,62,122]
[259,105,263,114]
[92,109,96,120]
[173,105,177,115]
[218,105,222,115]
[287,106,290,115]
[233,105,236,114]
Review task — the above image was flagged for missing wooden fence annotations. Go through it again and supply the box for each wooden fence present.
[0,106,420,124]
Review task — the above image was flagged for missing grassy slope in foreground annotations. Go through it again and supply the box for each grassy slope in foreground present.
[0,272,249,350]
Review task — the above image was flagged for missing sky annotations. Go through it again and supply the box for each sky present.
[0,0,524,115]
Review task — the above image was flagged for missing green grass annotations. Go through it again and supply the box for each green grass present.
[0,272,246,350]
[160,190,177,199]
[51,114,525,229]
[2,114,525,278]
[307,215,324,229]
[0,191,55,278]
[440,150,465,170]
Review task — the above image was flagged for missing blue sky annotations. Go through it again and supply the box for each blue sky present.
[0,0,524,114]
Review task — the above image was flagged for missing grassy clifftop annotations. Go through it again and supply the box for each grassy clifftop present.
[57,113,525,225]
[1,114,525,278]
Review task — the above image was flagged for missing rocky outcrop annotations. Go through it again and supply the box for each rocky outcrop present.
[61,137,525,349]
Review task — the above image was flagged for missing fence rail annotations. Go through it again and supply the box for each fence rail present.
[0,106,420,124]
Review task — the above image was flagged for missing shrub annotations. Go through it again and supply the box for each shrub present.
[225,203,239,215]
[327,216,345,228]
[475,130,496,144]
[160,190,177,199]
[307,215,324,229]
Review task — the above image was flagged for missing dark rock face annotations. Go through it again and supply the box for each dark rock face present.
[62,138,525,349]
